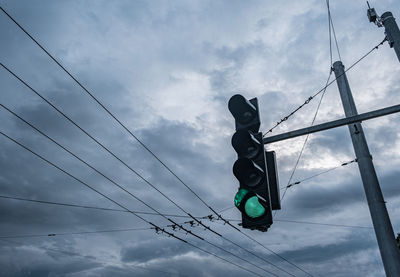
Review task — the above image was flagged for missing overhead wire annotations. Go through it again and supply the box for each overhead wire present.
[327,0,342,61]
[0,194,199,218]
[282,159,357,190]
[0,130,185,243]
[0,103,205,240]
[0,131,271,277]
[227,219,372,229]
[0,63,300,277]
[0,193,372,230]
[268,2,386,209]
[0,4,212,223]
[274,219,371,229]
[276,0,337,207]
[0,227,154,239]
[262,37,386,137]
[0,104,282,277]
[0,7,311,276]
[278,70,332,207]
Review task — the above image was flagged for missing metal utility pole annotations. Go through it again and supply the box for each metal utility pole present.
[333,61,400,276]
[382,12,400,62]
[367,3,400,62]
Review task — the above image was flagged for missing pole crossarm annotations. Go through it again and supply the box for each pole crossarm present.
[263,103,400,144]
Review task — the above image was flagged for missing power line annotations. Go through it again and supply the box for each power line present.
[278,70,332,206]
[0,8,311,276]
[0,193,372,230]
[278,0,338,208]
[263,38,386,137]
[0,227,154,239]
[282,159,357,190]
[0,105,281,277]
[0,4,211,225]
[269,3,384,208]
[0,104,209,242]
[275,219,372,229]
[227,218,372,229]
[327,0,342,61]
[0,194,199,218]
[327,0,333,66]
[0,131,269,277]
[0,103,291,276]
[218,206,235,213]
[0,131,184,242]
[0,67,298,277]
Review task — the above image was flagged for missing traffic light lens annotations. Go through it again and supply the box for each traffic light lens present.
[228,95,257,124]
[245,196,266,218]
[242,111,254,123]
[232,130,261,159]
[245,170,263,187]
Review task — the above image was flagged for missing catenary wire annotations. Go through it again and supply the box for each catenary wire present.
[0,8,312,276]
[277,1,337,207]
[282,159,357,190]
[0,131,271,277]
[0,102,292,277]
[227,219,372,229]
[327,0,342,61]
[0,193,372,230]
[0,4,212,224]
[0,67,299,277]
[0,227,155,239]
[216,159,357,214]
[0,194,199,218]
[0,130,185,243]
[269,5,384,207]
[0,105,282,277]
[278,71,332,208]
[263,38,386,137]
[0,103,206,241]
[327,0,333,66]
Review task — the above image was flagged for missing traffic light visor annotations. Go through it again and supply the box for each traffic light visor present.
[234,188,249,208]
[231,130,261,159]
[228,94,257,124]
[233,158,264,187]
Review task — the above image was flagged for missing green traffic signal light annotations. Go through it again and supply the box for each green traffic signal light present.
[234,188,266,218]
[245,196,266,218]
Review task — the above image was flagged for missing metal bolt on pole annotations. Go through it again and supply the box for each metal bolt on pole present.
[333,61,400,276]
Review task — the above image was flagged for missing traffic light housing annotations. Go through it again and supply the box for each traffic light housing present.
[229,94,280,231]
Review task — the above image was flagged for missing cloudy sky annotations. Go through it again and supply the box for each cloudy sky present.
[1,0,400,276]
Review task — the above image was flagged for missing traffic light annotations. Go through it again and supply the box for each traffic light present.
[228,94,280,232]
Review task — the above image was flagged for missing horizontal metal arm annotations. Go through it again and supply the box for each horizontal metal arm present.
[263,103,400,144]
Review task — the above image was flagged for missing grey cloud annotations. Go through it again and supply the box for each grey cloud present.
[1,0,400,276]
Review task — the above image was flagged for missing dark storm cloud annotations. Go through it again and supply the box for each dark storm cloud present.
[281,232,375,264]
[0,240,102,277]
[120,238,191,263]
[1,0,400,276]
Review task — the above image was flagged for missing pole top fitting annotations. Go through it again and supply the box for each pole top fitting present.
[381,11,394,23]
[332,61,344,71]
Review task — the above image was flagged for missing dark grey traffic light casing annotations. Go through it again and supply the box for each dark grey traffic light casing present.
[232,132,271,203]
[232,130,262,159]
[229,94,280,231]
[228,95,260,133]
[240,193,272,232]
[266,151,281,210]
[232,131,273,231]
